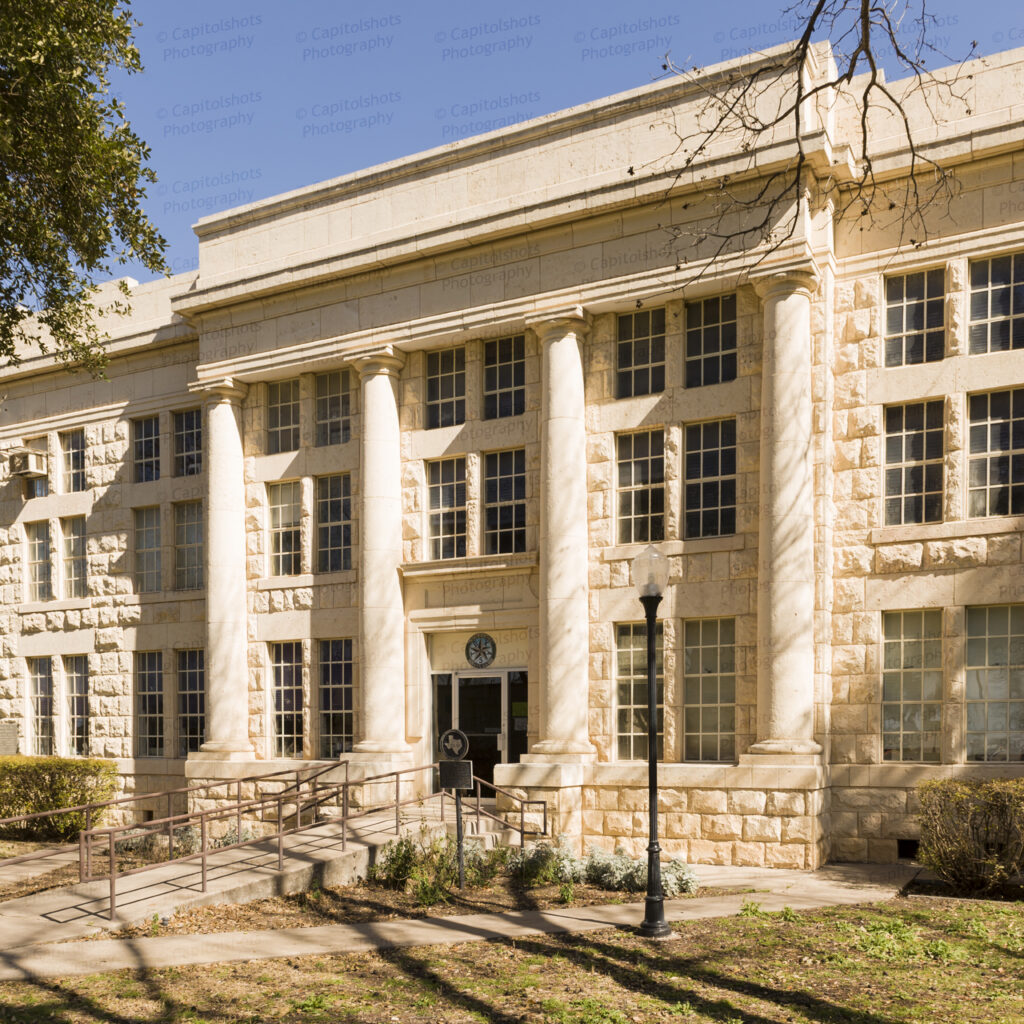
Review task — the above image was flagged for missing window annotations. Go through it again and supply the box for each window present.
[135,651,164,758]
[969,252,1024,355]
[884,269,945,366]
[177,649,205,757]
[133,416,160,482]
[428,457,466,559]
[882,611,942,762]
[686,294,737,388]
[968,389,1024,517]
[616,308,665,398]
[25,521,52,601]
[28,658,54,756]
[319,639,353,758]
[483,335,525,419]
[173,409,202,476]
[616,430,665,544]
[316,474,351,572]
[884,401,944,525]
[484,449,526,554]
[426,348,465,429]
[65,656,89,757]
[62,516,87,599]
[133,507,161,593]
[616,623,663,760]
[267,379,300,454]
[268,482,302,576]
[315,371,350,446]
[683,618,737,762]
[271,641,303,758]
[60,430,85,492]
[965,605,1024,763]
[684,419,736,538]
[174,502,204,590]
[24,438,48,498]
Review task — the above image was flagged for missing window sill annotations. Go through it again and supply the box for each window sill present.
[869,517,1024,546]
[401,552,537,579]
[601,535,744,561]
[18,597,92,613]
[257,574,314,590]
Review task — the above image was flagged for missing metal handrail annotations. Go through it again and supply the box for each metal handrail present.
[442,775,547,848]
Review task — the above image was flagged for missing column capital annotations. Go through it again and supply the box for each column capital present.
[191,377,248,403]
[750,265,818,302]
[525,305,590,341]
[349,344,406,379]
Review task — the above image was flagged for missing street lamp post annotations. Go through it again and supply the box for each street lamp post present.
[631,544,673,940]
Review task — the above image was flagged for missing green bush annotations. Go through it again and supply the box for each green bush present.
[0,756,118,841]
[583,845,698,898]
[917,778,1024,895]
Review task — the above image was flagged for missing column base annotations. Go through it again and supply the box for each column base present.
[352,740,412,756]
[747,739,822,756]
[528,740,597,759]
[195,742,255,758]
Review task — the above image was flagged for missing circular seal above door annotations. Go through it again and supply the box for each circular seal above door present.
[465,632,497,668]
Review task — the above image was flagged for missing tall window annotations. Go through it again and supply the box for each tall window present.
[616,623,663,760]
[65,656,89,757]
[884,269,945,366]
[271,641,303,758]
[62,516,87,599]
[28,658,54,756]
[684,419,736,539]
[24,437,48,498]
[969,252,1024,354]
[319,639,353,758]
[315,371,350,446]
[316,474,351,572]
[884,401,944,525]
[133,507,161,593]
[428,457,466,559]
[483,335,525,419]
[685,294,737,388]
[267,380,300,454]
[683,618,736,762]
[174,501,204,590]
[173,409,202,476]
[616,429,665,544]
[616,308,665,398]
[882,610,942,763]
[484,449,526,554]
[968,388,1024,517]
[177,649,205,757]
[60,430,85,492]
[268,482,302,576]
[135,651,164,758]
[25,521,52,601]
[965,605,1024,763]
[132,416,160,482]
[426,349,465,429]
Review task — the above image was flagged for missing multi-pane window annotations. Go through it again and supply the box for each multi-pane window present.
[616,430,665,544]
[484,449,526,554]
[882,610,942,763]
[483,335,525,419]
[616,308,665,398]
[884,269,945,366]
[428,457,467,559]
[684,419,737,539]
[268,482,302,576]
[965,605,1024,763]
[967,389,1024,517]
[62,516,87,599]
[65,655,89,757]
[267,379,300,454]
[25,521,52,602]
[315,371,351,446]
[135,651,164,758]
[24,438,48,498]
[685,294,737,388]
[426,349,465,429]
[683,618,737,762]
[133,507,162,593]
[174,501,204,590]
[177,649,205,757]
[173,409,202,476]
[969,252,1024,354]
[884,401,944,526]
[60,430,85,492]
[319,639,353,758]
[28,658,54,756]
[616,623,664,760]
[316,474,351,572]
[271,641,303,758]
[133,416,160,482]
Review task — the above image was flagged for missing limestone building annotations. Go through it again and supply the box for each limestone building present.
[2,41,1024,868]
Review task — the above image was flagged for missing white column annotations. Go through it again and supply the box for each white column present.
[200,379,253,756]
[750,271,822,755]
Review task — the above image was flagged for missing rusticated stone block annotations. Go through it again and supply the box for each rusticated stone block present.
[727,790,767,815]
[742,816,782,842]
[703,814,743,841]
[689,789,727,814]
[765,843,807,870]
[781,816,814,843]
[687,839,733,866]
[665,813,701,839]
[766,791,804,816]
[732,841,765,866]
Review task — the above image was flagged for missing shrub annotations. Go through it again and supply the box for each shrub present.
[917,778,1024,895]
[369,834,419,890]
[508,836,584,885]
[582,845,698,898]
[0,756,118,841]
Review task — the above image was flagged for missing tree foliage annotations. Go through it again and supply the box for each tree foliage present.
[0,0,167,373]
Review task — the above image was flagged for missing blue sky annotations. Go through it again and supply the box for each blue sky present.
[112,0,1017,281]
